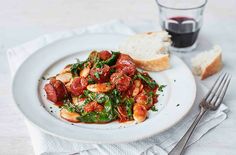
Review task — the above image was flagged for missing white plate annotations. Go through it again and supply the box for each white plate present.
[12,34,196,143]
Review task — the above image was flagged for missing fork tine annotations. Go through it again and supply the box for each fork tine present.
[214,73,230,98]
[209,73,229,106]
[205,72,227,102]
[212,74,231,109]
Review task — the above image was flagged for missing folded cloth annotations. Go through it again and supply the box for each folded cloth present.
[7,20,228,155]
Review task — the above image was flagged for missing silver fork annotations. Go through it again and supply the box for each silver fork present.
[169,73,231,155]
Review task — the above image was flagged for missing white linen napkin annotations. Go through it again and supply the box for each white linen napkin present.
[7,20,228,155]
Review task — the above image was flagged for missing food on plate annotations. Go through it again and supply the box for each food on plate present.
[191,45,222,80]
[44,78,68,103]
[119,31,171,71]
[44,50,165,124]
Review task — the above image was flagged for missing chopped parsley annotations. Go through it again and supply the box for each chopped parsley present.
[96,61,105,68]
[62,100,77,113]
[136,73,158,89]
[150,106,158,112]
[94,72,100,79]
[124,98,134,119]
[148,91,155,96]
[88,78,95,84]
[109,68,116,74]
[70,61,85,75]
[83,90,90,97]
[158,85,166,92]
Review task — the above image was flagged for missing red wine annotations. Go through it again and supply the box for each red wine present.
[165,16,200,48]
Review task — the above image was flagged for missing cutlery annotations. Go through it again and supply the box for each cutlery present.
[169,72,231,155]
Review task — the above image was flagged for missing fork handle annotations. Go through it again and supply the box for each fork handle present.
[169,107,207,155]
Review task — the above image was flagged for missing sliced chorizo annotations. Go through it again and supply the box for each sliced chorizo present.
[116,54,136,76]
[110,72,131,92]
[90,64,110,83]
[51,79,68,100]
[70,77,88,96]
[135,92,148,104]
[44,79,68,103]
[99,50,112,60]
[44,83,57,103]
[84,101,104,113]
[117,105,128,122]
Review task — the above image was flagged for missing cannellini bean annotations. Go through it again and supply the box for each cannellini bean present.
[56,73,72,84]
[134,80,141,87]
[60,108,80,123]
[60,65,71,74]
[132,87,140,97]
[87,83,113,93]
[139,84,144,92]
[80,62,91,78]
[133,103,147,123]
[72,97,78,105]
[80,66,90,77]
[132,80,143,97]
[65,78,73,92]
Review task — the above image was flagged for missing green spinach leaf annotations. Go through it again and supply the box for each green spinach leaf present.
[124,98,134,119]
[136,73,158,89]
[104,51,120,66]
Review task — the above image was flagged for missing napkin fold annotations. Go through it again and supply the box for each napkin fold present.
[7,20,228,155]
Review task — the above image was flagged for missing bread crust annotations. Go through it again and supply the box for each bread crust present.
[133,55,170,71]
[201,53,222,80]
[119,31,171,72]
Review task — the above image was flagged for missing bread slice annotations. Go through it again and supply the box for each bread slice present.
[191,45,222,80]
[119,31,171,71]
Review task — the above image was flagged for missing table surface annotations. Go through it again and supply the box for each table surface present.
[0,0,236,154]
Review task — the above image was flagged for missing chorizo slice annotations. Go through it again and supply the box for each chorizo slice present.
[99,50,112,60]
[116,54,136,76]
[110,72,131,92]
[51,79,68,101]
[90,64,110,83]
[83,101,104,113]
[117,105,128,122]
[70,77,88,96]
[44,83,57,103]
[44,79,68,103]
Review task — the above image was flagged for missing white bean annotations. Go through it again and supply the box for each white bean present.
[132,80,143,97]
[87,83,113,93]
[60,108,80,123]
[133,103,147,123]
[80,66,90,77]
[56,73,72,84]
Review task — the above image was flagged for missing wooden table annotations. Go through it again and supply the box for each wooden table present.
[0,0,236,154]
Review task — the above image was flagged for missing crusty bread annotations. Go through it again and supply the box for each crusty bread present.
[191,45,222,80]
[119,31,171,71]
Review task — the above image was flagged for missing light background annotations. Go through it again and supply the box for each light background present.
[0,0,236,154]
